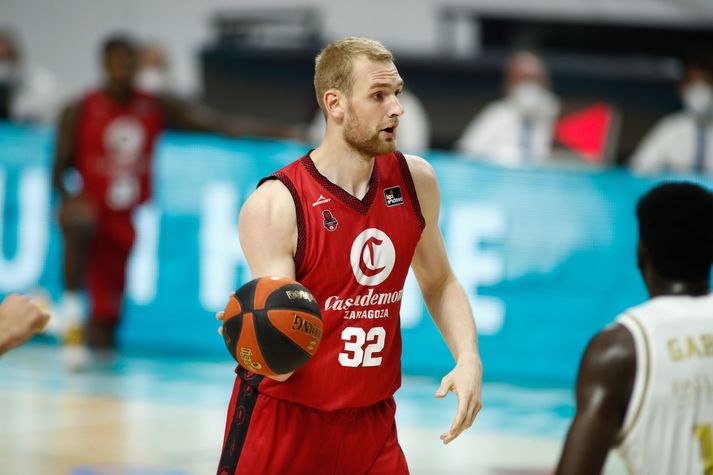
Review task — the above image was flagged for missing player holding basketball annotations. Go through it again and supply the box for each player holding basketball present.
[556,182,713,475]
[217,37,482,474]
[52,34,279,369]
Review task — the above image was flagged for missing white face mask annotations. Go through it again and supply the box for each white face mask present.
[683,81,713,117]
[135,68,168,93]
[510,81,548,115]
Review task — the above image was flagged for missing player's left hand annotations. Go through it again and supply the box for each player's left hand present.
[435,356,483,444]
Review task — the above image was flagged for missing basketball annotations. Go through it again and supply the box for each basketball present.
[221,276,323,377]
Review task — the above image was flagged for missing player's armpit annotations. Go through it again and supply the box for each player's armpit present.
[238,179,298,280]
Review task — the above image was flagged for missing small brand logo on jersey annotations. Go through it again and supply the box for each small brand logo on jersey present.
[350,228,396,286]
[384,186,404,207]
[312,194,331,207]
[322,210,338,231]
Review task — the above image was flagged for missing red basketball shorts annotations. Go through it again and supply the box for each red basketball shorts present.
[217,377,410,475]
[87,208,136,322]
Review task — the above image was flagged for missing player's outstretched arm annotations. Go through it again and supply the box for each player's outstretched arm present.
[216,178,298,381]
[237,179,297,280]
[555,325,635,475]
[407,154,483,445]
[0,294,50,356]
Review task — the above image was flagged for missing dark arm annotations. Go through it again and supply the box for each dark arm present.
[158,93,295,139]
[555,324,636,475]
[51,100,81,198]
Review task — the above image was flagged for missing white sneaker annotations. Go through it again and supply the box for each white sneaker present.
[63,342,91,372]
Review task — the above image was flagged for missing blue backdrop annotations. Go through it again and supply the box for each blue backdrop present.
[0,123,705,385]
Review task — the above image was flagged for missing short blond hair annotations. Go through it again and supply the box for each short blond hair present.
[314,37,394,113]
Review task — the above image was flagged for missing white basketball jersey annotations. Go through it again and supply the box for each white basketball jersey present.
[615,294,713,475]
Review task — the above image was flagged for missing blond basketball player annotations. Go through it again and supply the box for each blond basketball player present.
[556,182,713,475]
[217,37,482,474]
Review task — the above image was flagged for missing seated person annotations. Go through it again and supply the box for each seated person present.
[456,50,560,166]
[630,55,713,175]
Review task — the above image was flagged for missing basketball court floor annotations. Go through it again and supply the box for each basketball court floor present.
[0,343,628,475]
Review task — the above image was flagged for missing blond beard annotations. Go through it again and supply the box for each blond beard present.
[343,105,396,157]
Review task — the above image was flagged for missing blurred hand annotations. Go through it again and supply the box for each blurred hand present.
[0,293,50,356]
[435,356,483,444]
[216,311,294,382]
[59,194,97,227]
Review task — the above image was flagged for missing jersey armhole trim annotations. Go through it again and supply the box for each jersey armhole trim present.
[614,313,651,446]
[258,174,306,272]
[395,151,426,231]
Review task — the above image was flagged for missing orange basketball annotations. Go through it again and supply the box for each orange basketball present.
[222,276,323,377]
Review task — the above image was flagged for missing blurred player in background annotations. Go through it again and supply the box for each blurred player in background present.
[52,34,281,370]
[216,36,482,474]
[556,182,713,475]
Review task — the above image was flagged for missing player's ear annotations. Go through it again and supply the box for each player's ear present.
[636,240,648,272]
[324,89,345,121]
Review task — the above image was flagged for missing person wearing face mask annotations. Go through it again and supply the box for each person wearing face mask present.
[455,50,560,166]
[135,42,174,95]
[0,28,61,123]
[630,56,713,175]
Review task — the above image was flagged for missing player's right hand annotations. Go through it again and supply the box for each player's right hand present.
[59,195,97,226]
[216,310,294,382]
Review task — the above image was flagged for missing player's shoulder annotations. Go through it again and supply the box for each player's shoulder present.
[580,323,636,382]
[240,178,296,228]
[402,153,436,185]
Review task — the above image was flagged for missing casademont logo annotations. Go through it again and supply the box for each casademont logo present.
[350,228,395,286]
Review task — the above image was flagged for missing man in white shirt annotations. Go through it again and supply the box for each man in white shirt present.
[630,57,713,175]
[456,51,560,166]
[0,29,61,123]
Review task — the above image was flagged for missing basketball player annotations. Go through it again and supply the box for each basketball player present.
[0,293,49,356]
[52,34,272,368]
[556,182,713,475]
[216,37,483,474]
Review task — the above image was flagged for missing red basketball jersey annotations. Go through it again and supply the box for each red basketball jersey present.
[241,151,425,411]
[75,89,164,210]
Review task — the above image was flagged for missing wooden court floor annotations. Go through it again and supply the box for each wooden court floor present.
[0,344,627,475]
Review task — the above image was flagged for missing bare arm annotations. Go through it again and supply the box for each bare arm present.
[51,100,80,198]
[237,179,297,279]
[220,178,298,381]
[555,324,636,475]
[0,294,50,356]
[159,94,296,139]
[407,154,483,444]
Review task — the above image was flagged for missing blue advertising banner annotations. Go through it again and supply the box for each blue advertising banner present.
[0,124,704,384]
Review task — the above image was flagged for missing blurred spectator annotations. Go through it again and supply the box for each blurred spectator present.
[630,55,713,175]
[456,51,560,166]
[135,41,175,95]
[0,28,61,123]
[306,88,431,153]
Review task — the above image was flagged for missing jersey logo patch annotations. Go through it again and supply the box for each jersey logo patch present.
[384,186,404,207]
[350,228,396,286]
[322,210,338,231]
[312,194,331,207]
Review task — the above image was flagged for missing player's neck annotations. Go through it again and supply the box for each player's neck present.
[647,272,710,298]
[310,140,375,200]
[104,84,134,104]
